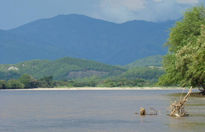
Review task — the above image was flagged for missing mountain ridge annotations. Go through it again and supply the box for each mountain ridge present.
[0,14,175,65]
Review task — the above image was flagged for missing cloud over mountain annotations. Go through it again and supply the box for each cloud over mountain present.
[96,0,202,22]
[0,0,203,29]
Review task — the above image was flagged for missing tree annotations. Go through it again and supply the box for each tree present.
[0,80,7,89]
[38,76,55,88]
[6,80,24,89]
[19,74,38,88]
[168,6,205,52]
[158,6,205,93]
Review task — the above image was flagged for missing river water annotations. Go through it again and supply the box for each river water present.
[0,89,204,132]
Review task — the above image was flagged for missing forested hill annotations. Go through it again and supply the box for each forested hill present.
[126,55,163,68]
[0,57,125,80]
[0,14,175,65]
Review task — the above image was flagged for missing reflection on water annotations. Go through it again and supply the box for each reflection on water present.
[0,90,204,132]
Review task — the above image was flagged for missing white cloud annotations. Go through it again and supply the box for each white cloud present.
[101,0,146,11]
[95,0,203,23]
[176,0,199,4]
[97,0,147,22]
[118,0,146,10]
[1,0,204,29]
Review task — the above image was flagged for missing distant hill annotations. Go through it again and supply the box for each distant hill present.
[0,14,175,65]
[118,66,164,83]
[0,56,165,85]
[126,55,163,68]
[0,57,125,80]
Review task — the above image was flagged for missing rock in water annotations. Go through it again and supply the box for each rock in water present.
[140,107,146,116]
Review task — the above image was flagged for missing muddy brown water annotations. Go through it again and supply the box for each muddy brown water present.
[0,89,204,132]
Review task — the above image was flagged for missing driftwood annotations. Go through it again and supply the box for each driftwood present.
[169,87,192,117]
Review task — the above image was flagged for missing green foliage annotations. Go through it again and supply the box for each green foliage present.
[168,6,205,52]
[120,67,164,81]
[126,55,163,68]
[100,78,146,87]
[6,80,24,89]
[159,6,205,90]
[69,80,97,87]
[0,53,169,88]
[0,80,7,89]
[124,56,165,86]
[0,66,163,88]
[174,25,205,88]
[0,71,21,80]
[0,57,125,80]
[0,56,165,88]
[19,74,38,88]
[38,76,56,88]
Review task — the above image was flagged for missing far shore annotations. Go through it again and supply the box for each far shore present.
[2,87,189,91]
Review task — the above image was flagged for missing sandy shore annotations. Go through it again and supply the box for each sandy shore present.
[5,87,186,91]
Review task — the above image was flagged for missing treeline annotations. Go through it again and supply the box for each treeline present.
[66,78,146,87]
[0,74,148,89]
[0,74,56,89]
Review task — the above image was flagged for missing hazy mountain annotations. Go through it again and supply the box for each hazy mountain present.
[0,14,175,65]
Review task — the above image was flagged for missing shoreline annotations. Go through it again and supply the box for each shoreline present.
[2,87,188,91]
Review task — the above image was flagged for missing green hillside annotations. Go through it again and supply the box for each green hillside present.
[126,55,163,68]
[119,67,164,83]
[0,57,125,80]
[0,56,165,87]
[88,66,165,87]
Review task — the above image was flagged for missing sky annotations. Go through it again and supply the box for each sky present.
[0,0,204,29]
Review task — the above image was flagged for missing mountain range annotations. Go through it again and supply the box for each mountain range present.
[0,14,175,65]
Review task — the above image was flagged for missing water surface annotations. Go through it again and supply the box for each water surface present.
[0,89,204,132]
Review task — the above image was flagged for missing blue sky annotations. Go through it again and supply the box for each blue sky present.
[0,0,204,29]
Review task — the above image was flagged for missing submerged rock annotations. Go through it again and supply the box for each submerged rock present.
[140,107,146,116]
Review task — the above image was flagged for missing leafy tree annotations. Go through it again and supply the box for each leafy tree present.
[158,6,205,93]
[38,76,56,88]
[6,80,24,89]
[19,74,38,88]
[174,25,205,91]
[0,80,7,89]
[168,6,205,52]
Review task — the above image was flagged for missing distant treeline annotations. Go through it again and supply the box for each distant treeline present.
[0,74,148,89]
[0,74,56,89]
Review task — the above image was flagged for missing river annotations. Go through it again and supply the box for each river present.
[0,89,204,132]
